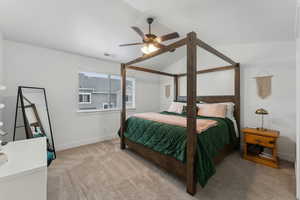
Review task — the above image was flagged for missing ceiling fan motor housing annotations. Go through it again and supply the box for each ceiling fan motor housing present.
[144,34,157,43]
[147,17,154,25]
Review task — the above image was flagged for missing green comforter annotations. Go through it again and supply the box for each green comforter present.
[122,111,237,187]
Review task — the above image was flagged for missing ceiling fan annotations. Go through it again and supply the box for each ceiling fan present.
[119,18,180,54]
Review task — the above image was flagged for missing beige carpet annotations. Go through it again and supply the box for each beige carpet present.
[48,139,295,200]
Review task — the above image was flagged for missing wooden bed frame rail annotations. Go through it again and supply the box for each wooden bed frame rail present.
[120,31,240,195]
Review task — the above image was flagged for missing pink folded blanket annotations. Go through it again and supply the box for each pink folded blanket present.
[132,112,217,133]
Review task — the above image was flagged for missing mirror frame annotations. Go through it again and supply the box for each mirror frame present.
[13,86,56,158]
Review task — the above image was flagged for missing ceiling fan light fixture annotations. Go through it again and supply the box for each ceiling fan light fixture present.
[141,43,158,54]
[155,37,162,43]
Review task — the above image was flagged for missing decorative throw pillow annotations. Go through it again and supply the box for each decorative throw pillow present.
[219,102,235,120]
[168,102,185,113]
[197,103,227,118]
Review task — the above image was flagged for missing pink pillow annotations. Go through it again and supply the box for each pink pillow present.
[197,103,227,118]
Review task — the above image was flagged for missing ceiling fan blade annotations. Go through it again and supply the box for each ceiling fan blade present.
[157,32,180,42]
[131,26,145,39]
[119,42,144,47]
[153,42,176,52]
[153,42,166,49]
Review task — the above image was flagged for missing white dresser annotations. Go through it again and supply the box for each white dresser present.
[0,137,47,200]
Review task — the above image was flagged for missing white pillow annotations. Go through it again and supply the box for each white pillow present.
[219,102,235,120]
[168,102,185,113]
[220,102,238,136]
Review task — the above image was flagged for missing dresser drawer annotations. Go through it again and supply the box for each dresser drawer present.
[244,134,276,148]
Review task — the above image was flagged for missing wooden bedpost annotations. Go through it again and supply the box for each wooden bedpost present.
[234,63,241,146]
[174,75,179,101]
[186,32,197,195]
[120,63,126,149]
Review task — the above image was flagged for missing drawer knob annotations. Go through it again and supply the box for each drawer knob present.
[255,139,261,143]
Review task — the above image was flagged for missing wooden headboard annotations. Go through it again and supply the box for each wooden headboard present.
[174,64,240,137]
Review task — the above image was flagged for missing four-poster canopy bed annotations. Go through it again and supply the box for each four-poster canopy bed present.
[119,32,240,195]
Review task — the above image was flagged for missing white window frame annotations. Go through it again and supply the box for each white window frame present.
[79,92,92,104]
[78,72,136,112]
[125,77,136,109]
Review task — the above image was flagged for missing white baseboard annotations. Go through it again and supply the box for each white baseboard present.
[55,134,118,151]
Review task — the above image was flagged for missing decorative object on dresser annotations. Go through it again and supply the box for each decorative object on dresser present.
[0,142,8,166]
[242,128,279,168]
[0,153,8,166]
[255,108,269,131]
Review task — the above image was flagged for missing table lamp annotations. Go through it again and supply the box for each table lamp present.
[255,108,269,131]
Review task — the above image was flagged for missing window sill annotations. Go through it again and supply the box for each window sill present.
[77,108,136,113]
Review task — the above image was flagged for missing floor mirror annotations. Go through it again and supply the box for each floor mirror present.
[13,86,56,162]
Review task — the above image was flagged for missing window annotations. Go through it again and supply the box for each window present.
[79,93,91,104]
[78,72,135,111]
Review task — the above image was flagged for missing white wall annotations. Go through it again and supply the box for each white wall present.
[160,41,296,162]
[0,32,3,83]
[296,1,300,198]
[3,40,160,150]
[0,32,3,123]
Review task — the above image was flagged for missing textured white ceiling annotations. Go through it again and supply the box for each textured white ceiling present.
[124,0,296,44]
[0,0,296,68]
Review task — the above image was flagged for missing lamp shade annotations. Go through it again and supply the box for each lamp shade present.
[255,108,268,115]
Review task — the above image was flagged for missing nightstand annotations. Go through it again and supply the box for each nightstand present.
[242,128,279,168]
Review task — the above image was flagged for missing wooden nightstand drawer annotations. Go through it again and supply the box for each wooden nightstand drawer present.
[244,134,276,148]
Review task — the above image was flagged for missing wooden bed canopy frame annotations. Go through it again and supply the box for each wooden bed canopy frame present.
[120,32,240,195]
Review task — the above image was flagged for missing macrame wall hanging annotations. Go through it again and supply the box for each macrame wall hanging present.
[255,75,273,99]
[165,85,171,98]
